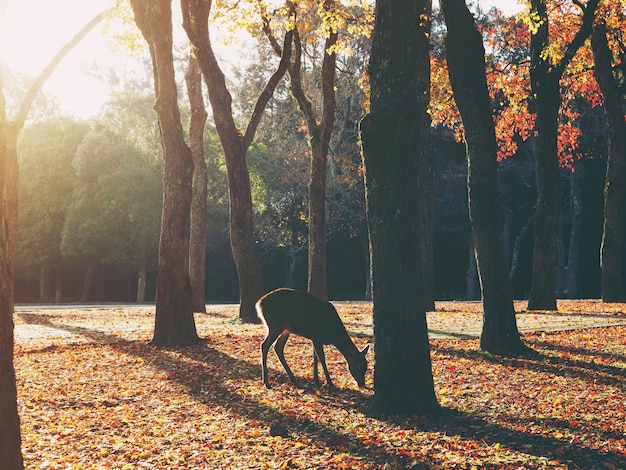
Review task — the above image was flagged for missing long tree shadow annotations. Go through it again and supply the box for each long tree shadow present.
[17,311,626,468]
[433,340,626,391]
[17,311,417,467]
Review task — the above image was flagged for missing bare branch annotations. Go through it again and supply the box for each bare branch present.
[13,11,107,128]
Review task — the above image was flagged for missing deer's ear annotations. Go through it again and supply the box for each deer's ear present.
[361,345,370,356]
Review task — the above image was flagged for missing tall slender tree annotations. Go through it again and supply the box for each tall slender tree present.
[440,0,529,355]
[131,0,201,346]
[527,0,599,310]
[360,0,438,414]
[592,19,626,302]
[262,1,339,300]
[181,0,293,322]
[185,53,209,313]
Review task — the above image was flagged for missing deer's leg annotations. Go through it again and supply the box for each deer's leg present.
[312,341,334,389]
[274,332,300,387]
[261,328,283,388]
[313,344,320,386]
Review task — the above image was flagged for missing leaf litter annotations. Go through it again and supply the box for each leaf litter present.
[13,300,626,469]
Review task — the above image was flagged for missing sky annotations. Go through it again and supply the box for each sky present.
[0,0,525,120]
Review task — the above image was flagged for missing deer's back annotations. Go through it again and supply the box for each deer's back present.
[256,288,345,343]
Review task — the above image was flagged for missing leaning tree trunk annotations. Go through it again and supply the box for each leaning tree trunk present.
[182,0,293,322]
[0,14,104,468]
[527,0,599,310]
[131,0,201,347]
[0,75,24,470]
[593,21,626,302]
[360,0,438,414]
[441,0,528,355]
[185,53,209,313]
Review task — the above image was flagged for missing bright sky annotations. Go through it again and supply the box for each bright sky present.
[0,0,135,119]
[0,0,525,120]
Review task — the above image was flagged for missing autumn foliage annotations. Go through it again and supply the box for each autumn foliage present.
[14,302,626,468]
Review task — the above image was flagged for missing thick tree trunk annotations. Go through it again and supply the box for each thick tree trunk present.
[527,82,561,310]
[132,0,201,347]
[185,53,209,313]
[182,0,292,321]
[593,22,626,302]
[527,0,599,310]
[360,0,438,414]
[0,76,24,470]
[441,0,527,355]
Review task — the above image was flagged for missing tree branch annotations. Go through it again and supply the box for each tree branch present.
[13,11,107,128]
[243,20,294,148]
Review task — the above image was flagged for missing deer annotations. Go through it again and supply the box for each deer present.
[256,288,369,389]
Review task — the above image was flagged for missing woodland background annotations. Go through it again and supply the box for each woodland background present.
[5,4,616,305]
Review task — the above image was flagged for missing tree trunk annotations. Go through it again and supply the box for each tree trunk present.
[359,227,372,301]
[441,0,527,355]
[185,53,209,313]
[360,0,438,414]
[54,261,63,304]
[593,22,626,302]
[0,14,103,467]
[276,17,337,301]
[466,238,479,301]
[567,169,582,298]
[132,0,201,347]
[182,0,292,322]
[0,73,24,470]
[509,217,532,284]
[80,265,95,303]
[137,260,147,303]
[527,0,599,310]
[39,264,50,302]
[557,219,567,298]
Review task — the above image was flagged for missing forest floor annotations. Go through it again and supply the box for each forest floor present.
[13,300,626,469]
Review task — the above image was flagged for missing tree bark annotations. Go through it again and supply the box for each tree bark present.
[360,0,438,414]
[593,21,626,302]
[0,72,24,470]
[263,9,337,301]
[181,0,292,321]
[527,0,599,310]
[441,0,527,355]
[132,0,201,347]
[185,53,209,313]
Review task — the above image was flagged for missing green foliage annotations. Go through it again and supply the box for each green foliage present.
[61,127,162,271]
[17,117,89,273]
